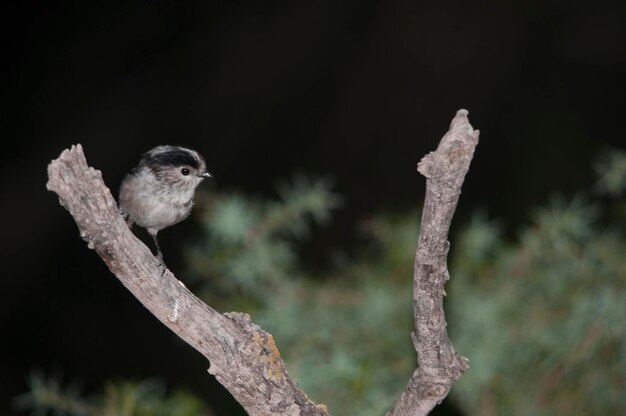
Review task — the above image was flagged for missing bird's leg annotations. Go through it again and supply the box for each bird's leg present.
[150,232,167,274]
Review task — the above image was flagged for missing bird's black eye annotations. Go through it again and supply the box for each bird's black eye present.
[181,168,190,176]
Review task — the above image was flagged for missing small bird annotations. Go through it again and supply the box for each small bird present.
[118,145,211,264]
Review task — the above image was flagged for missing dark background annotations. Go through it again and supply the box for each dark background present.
[2,1,625,414]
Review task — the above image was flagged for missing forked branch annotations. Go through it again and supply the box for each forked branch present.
[46,109,477,416]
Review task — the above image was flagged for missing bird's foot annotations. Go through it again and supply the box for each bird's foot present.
[156,253,168,276]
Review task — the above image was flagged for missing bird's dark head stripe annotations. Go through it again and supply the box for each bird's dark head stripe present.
[144,148,200,169]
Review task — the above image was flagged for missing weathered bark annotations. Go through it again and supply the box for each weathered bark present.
[46,109,477,416]
[46,145,329,416]
[387,109,477,416]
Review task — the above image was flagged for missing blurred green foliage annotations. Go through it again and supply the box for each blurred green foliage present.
[23,152,626,415]
[449,151,626,415]
[185,174,418,415]
[17,372,210,416]
[187,174,342,306]
[594,148,626,196]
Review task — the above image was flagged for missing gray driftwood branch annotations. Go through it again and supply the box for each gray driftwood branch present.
[46,109,477,416]
[46,145,330,416]
[387,109,478,415]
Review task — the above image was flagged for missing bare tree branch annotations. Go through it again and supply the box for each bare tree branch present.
[387,109,477,416]
[46,145,330,416]
[46,109,476,416]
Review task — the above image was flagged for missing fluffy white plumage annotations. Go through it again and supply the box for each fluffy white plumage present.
[118,145,211,263]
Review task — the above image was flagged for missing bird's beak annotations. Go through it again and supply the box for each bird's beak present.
[200,172,212,178]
